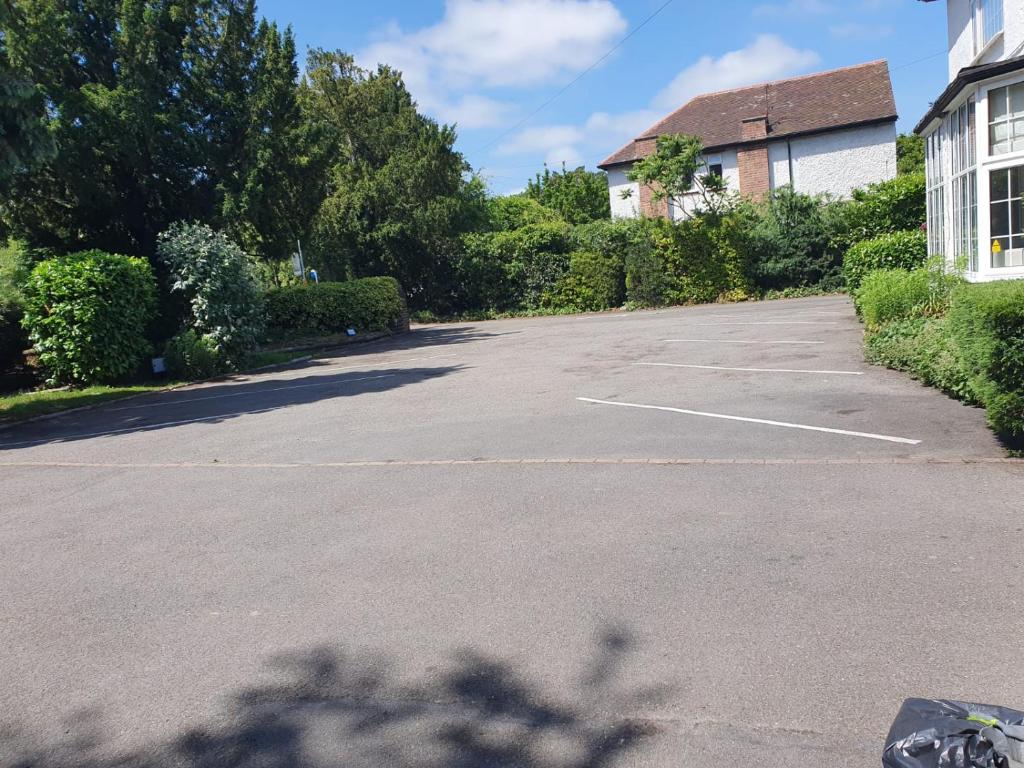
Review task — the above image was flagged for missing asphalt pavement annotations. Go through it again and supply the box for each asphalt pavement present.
[1,295,1021,768]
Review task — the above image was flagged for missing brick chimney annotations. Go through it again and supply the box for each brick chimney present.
[634,137,669,219]
[737,116,770,199]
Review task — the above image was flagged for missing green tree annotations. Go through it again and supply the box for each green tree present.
[302,50,471,309]
[0,0,54,187]
[897,133,925,177]
[525,164,610,224]
[626,134,728,217]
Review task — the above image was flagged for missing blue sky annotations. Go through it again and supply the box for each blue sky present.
[257,0,949,194]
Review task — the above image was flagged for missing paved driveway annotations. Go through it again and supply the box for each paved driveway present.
[1,295,1022,768]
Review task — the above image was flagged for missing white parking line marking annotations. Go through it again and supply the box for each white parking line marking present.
[634,362,864,375]
[576,397,921,445]
[692,321,839,326]
[109,374,396,411]
[662,339,825,345]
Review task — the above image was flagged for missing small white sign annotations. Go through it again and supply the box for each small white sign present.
[346,328,357,336]
[151,356,167,374]
[291,253,303,277]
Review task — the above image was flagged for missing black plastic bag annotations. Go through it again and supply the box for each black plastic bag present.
[883,698,1024,768]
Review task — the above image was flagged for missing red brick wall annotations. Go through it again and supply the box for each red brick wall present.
[737,145,770,199]
[639,182,669,219]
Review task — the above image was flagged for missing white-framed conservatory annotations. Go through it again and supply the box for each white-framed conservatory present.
[921,65,1024,281]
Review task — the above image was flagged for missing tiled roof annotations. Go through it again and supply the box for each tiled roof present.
[598,60,897,168]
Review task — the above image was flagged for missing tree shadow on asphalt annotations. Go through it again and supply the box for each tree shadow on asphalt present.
[0,365,463,451]
[1,628,669,768]
[358,325,527,354]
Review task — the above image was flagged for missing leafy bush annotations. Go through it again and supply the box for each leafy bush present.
[157,222,265,366]
[841,173,926,246]
[486,196,564,232]
[0,240,31,372]
[548,250,624,311]
[568,218,660,308]
[655,217,750,305]
[525,165,610,225]
[843,230,927,293]
[737,186,846,291]
[856,268,931,328]
[947,280,1024,437]
[266,277,404,336]
[865,317,973,401]
[163,329,224,379]
[22,250,157,385]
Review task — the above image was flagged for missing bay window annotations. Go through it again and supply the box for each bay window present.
[925,128,945,258]
[988,82,1024,155]
[950,99,977,271]
[988,165,1024,267]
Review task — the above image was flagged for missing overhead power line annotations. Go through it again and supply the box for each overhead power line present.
[476,0,676,153]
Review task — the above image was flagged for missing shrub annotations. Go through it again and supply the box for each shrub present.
[840,173,926,246]
[163,329,224,380]
[22,250,157,385]
[486,196,564,231]
[947,280,1024,437]
[865,317,974,401]
[157,222,265,366]
[265,277,404,336]
[855,268,931,328]
[843,230,928,292]
[568,218,661,308]
[0,239,31,372]
[655,217,751,305]
[738,186,846,291]
[548,250,624,311]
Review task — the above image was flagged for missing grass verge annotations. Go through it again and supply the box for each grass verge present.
[0,384,174,424]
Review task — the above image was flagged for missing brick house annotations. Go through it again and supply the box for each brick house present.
[917,0,1024,281]
[597,61,898,220]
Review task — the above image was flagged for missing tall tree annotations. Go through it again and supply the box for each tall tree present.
[525,164,610,224]
[302,50,470,308]
[0,0,55,189]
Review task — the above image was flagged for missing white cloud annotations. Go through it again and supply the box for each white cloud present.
[498,36,820,172]
[752,0,834,17]
[653,34,820,110]
[829,22,894,39]
[359,0,627,129]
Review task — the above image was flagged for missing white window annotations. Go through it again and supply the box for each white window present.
[987,82,1024,156]
[988,165,1024,267]
[950,99,978,271]
[973,0,1004,52]
[925,127,946,258]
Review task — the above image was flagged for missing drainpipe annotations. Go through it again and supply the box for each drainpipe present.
[786,139,794,188]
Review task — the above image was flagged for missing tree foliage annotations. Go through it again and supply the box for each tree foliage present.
[625,134,727,216]
[896,133,925,177]
[0,0,313,262]
[525,165,610,224]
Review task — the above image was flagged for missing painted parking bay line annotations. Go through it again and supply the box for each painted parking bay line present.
[576,397,921,445]
[634,362,864,375]
[662,339,825,345]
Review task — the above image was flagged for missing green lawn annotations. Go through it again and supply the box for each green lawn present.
[0,384,174,424]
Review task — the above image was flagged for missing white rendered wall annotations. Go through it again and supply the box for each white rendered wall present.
[768,142,792,188]
[786,122,897,199]
[606,166,640,219]
[946,0,1024,80]
[669,150,739,220]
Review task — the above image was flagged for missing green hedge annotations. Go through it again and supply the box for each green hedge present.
[842,173,926,246]
[548,250,624,311]
[865,316,974,401]
[844,229,928,293]
[22,250,157,386]
[947,280,1024,437]
[856,268,931,327]
[265,277,404,336]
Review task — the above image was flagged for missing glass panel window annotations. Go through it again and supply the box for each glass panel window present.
[982,0,1004,47]
[988,83,1024,155]
[989,165,1024,267]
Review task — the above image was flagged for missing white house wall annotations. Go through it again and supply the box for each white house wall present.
[946,0,1024,79]
[606,167,640,218]
[786,122,897,198]
[768,142,792,188]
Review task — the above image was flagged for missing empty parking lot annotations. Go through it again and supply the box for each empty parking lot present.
[1,295,1022,767]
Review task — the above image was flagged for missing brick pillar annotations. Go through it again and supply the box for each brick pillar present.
[633,137,669,219]
[738,116,770,199]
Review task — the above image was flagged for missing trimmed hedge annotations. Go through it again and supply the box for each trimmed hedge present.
[548,250,624,311]
[22,251,157,386]
[844,229,928,293]
[947,280,1024,438]
[266,277,404,336]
